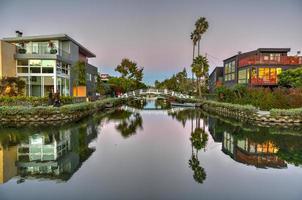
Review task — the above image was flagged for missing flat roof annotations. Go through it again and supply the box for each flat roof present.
[223,48,291,62]
[2,34,96,58]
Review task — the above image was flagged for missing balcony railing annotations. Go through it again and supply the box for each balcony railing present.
[251,77,278,85]
[16,44,70,59]
[239,55,302,67]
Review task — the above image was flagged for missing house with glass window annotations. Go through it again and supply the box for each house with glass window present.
[209,66,223,93]
[1,32,98,97]
[222,48,302,88]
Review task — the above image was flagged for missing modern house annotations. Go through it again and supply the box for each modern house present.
[222,48,302,88]
[209,66,223,93]
[0,32,98,97]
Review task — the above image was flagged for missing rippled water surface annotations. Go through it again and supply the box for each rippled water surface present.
[0,100,302,200]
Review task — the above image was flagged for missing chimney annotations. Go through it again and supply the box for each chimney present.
[15,30,23,37]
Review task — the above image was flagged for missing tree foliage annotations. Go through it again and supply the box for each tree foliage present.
[278,67,302,88]
[191,55,209,96]
[116,58,144,82]
[154,68,194,94]
[109,58,146,94]
[0,77,25,96]
[72,61,86,86]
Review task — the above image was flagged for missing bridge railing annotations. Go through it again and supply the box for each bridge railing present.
[118,89,194,99]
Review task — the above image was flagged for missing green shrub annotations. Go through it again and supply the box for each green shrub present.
[215,85,302,110]
[204,100,257,114]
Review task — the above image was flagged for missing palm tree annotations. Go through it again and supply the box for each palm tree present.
[190,30,200,81]
[195,17,209,56]
[191,55,209,97]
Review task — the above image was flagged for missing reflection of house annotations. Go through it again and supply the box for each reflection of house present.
[222,132,287,169]
[16,132,80,181]
[0,145,17,184]
[208,116,223,142]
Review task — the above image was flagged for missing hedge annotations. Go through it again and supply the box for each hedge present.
[0,96,81,107]
[0,98,124,117]
[203,100,258,114]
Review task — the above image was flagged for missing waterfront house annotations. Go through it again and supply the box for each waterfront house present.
[209,48,302,93]
[209,66,223,93]
[222,48,302,88]
[0,32,98,97]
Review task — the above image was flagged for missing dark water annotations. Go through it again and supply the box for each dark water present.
[0,100,302,200]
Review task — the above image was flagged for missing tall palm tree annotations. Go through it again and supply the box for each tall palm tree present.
[190,30,200,80]
[191,55,209,97]
[195,17,209,56]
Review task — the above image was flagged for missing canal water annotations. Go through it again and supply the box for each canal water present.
[0,100,302,200]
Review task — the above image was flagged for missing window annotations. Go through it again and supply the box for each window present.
[29,60,42,66]
[30,67,41,73]
[42,60,55,68]
[17,67,28,73]
[224,60,236,81]
[17,60,28,66]
[238,68,249,84]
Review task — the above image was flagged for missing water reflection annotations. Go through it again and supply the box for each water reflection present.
[207,115,302,168]
[0,102,302,199]
[104,109,143,138]
[0,117,98,184]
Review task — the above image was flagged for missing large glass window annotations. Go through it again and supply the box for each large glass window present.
[30,76,42,96]
[17,60,28,66]
[238,68,249,84]
[42,60,55,74]
[43,76,54,97]
[29,60,42,66]
[224,60,236,81]
[17,67,28,73]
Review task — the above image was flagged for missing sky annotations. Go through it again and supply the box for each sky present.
[0,0,301,84]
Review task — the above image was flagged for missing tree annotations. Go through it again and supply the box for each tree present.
[191,55,209,97]
[278,67,302,88]
[190,30,200,79]
[115,58,144,83]
[194,17,209,56]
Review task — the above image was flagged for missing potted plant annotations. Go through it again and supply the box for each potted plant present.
[49,41,57,54]
[18,42,26,54]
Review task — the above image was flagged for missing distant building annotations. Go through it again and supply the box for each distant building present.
[209,66,223,93]
[222,48,302,87]
[0,32,98,97]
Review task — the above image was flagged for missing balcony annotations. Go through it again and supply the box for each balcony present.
[16,44,71,62]
[239,55,302,67]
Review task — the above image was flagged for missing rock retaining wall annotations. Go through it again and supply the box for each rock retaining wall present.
[202,101,302,124]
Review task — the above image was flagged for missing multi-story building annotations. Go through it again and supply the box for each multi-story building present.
[209,66,223,93]
[222,48,302,87]
[0,32,98,97]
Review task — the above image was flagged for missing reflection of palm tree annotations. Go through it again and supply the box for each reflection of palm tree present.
[187,109,208,184]
[190,128,208,152]
[189,153,206,184]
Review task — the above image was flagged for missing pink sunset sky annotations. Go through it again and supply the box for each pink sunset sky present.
[0,0,301,84]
